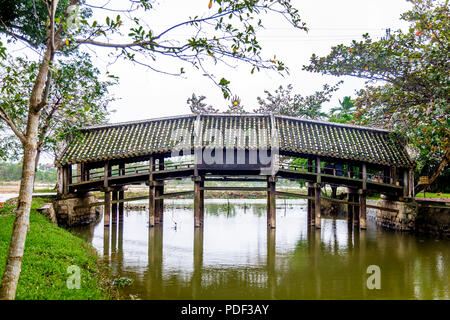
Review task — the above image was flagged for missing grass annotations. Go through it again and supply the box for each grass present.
[0,198,116,300]
[415,192,450,198]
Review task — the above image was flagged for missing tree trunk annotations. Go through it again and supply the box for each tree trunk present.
[0,46,53,300]
[0,111,40,300]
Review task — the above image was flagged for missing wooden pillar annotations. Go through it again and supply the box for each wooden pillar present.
[353,192,360,226]
[346,190,353,225]
[307,182,314,226]
[118,163,125,223]
[199,179,204,225]
[156,157,165,224]
[118,189,124,223]
[314,184,321,229]
[359,190,367,230]
[149,156,156,227]
[267,176,276,229]
[112,190,118,224]
[104,190,111,227]
[362,163,367,190]
[403,168,409,198]
[194,176,204,228]
[409,169,414,198]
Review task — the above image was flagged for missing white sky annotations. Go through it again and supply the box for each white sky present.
[87,0,411,122]
[3,0,413,163]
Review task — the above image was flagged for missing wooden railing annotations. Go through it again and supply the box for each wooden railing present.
[69,159,399,187]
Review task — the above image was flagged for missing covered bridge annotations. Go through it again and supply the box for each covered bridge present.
[56,114,415,230]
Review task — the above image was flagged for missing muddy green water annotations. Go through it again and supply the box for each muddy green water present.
[73,200,449,300]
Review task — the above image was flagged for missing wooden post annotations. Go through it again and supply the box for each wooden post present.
[118,163,125,223]
[314,184,321,229]
[267,176,276,228]
[194,176,203,228]
[199,179,204,226]
[118,189,124,223]
[307,182,313,226]
[316,156,321,183]
[359,190,366,230]
[112,190,118,224]
[392,166,397,185]
[409,169,414,198]
[362,163,367,190]
[353,192,360,226]
[149,156,156,227]
[156,157,165,224]
[403,168,409,198]
[104,163,109,188]
[346,190,353,225]
[104,190,111,228]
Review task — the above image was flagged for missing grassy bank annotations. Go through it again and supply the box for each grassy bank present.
[0,198,116,300]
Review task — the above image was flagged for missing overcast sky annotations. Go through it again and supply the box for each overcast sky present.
[86,0,411,123]
[4,0,413,163]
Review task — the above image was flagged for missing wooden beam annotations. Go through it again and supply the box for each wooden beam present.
[201,186,268,192]
[362,163,367,190]
[275,191,313,200]
[118,189,124,223]
[314,184,321,229]
[359,190,367,230]
[112,190,118,224]
[267,177,276,229]
[316,156,321,183]
[104,191,111,228]
[194,177,203,228]
[149,156,155,227]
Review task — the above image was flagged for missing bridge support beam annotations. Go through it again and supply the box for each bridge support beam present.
[346,189,353,225]
[104,190,111,227]
[314,184,321,229]
[118,189,124,223]
[194,176,204,228]
[307,182,315,226]
[353,193,360,227]
[267,176,276,229]
[112,190,118,224]
[359,189,367,230]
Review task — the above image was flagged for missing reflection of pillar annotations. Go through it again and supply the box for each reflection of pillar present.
[148,225,163,298]
[103,227,110,259]
[118,219,124,271]
[267,227,276,298]
[267,176,276,229]
[193,227,204,299]
[314,184,321,229]
[111,218,117,257]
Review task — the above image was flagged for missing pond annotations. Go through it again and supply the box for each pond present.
[73,199,449,300]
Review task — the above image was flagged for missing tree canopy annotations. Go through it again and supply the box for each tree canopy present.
[303,0,449,185]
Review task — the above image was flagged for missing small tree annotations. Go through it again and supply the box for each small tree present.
[254,82,342,119]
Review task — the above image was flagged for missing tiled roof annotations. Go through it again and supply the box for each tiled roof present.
[57,114,413,167]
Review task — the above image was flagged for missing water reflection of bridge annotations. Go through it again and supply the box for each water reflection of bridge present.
[57,114,415,232]
[91,211,448,299]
